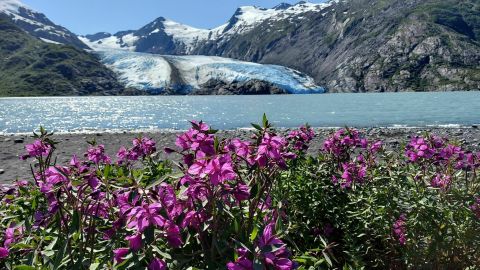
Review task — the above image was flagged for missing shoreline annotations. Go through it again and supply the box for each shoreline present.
[1,124,479,137]
[1,127,479,182]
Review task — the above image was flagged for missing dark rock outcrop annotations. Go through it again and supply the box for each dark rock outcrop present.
[192,79,288,95]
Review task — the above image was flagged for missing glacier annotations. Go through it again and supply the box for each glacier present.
[95,50,324,94]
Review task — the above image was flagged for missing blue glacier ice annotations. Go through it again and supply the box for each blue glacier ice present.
[95,50,325,94]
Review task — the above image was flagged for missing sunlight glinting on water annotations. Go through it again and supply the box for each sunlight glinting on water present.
[1,92,480,134]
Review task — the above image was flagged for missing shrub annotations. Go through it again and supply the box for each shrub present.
[0,117,479,269]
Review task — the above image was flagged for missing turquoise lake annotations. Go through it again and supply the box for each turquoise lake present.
[1,92,479,134]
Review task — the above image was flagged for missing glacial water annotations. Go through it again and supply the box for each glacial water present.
[1,92,479,134]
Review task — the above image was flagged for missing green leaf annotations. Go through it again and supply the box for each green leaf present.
[53,237,68,270]
[250,226,259,242]
[214,137,220,152]
[13,265,36,270]
[152,246,172,260]
[103,164,112,178]
[251,123,262,131]
[249,183,260,199]
[262,113,268,128]
[89,263,100,270]
[145,226,155,245]
[69,210,80,234]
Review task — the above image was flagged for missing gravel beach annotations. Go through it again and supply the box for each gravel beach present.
[1,127,479,182]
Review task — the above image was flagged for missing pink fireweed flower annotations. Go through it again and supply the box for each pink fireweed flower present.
[227,248,253,270]
[430,174,451,190]
[287,125,315,151]
[232,183,250,202]
[86,145,111,164]
[23,139,51,158]
[188,155,236,185]
[165,221,183,248]
[204,155,237,185]
[116,191,141,216]
[4,224,24,248]
[132,137,157,157]
[125,233,142,251]
[156,183,182,220]
[38,166,70,193]
[258,223,296,270]
[470,197,480,219]
[113,248,130,263]
[116,146,130,164]
[0,247,9,259]
[181,209,208,230]
[148,257,167,270]
[405,135,449,164]
[176,122,215,156]
[187,157,209,177]
[126,202,165,232]
[86,192,110,219]
[370,140,383,153]
[255,133,295,169]
[183,180,210,202]
[323,129,362,156]
[84,173,100,190]
[228,139,253,162]
[334,161,367,189]
[393,214,407,245]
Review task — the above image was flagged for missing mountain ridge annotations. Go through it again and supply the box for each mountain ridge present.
[0,0,89,49]
[82,0,480,92]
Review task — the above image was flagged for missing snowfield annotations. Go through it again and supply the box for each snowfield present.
[95,50,324,94]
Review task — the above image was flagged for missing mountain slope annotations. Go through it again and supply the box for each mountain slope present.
[0,19,126,96]
[83,0,480,92]
[220,0,480,92]
[0,0,88,49]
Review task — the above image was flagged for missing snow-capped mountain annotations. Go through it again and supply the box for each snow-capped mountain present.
[0,0,88,49]
[95,50,324,94]
[81,1,334,55]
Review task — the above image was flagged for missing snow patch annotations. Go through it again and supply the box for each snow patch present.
[0,0,27,14]
[40,38,61,45]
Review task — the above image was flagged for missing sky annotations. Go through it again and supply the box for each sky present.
[22,0,326,35]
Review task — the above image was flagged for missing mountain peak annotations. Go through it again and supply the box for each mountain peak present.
[0,0,27,14]
[273,3,293,10]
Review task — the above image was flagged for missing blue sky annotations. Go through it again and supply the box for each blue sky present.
[22,0,325,35]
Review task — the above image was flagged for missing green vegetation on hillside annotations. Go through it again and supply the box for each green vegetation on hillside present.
[0,19,126,96]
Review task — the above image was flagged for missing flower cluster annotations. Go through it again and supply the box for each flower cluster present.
[227,223,296,270]
[405,135,480,189]
[19,139,51,160]
[393,214,407,246]
[2,121,478,269]
[117,136,157,165]
[2,119,305,268]
[430,173,451,190]
[287,125,315,151]
[332,160,367,189]
[86,144,111,164]
[405,135,479,170]
[323,129,382,189]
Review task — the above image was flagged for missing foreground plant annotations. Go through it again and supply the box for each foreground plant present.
[0,117,479,269]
